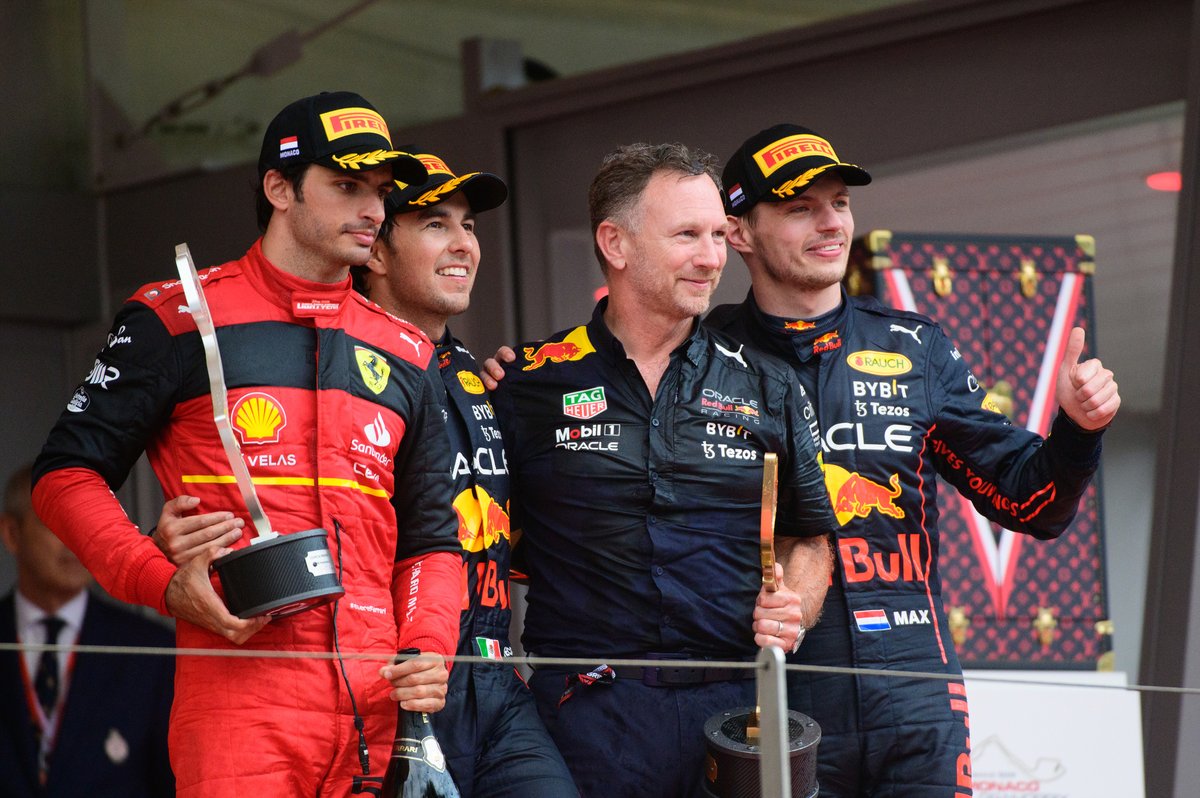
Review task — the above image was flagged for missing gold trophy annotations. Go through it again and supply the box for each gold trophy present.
[702,454,820,798]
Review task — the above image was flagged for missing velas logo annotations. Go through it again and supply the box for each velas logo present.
[232,392,287,445]
[355,346,391,395]
[457,370,485,395]
[753,134,838,177]
[319,107,390,142]
[563,387,607,420]
[847,350,912,376]
[523,326,596,371]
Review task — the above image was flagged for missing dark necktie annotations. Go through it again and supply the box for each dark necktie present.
[34,616,66,717]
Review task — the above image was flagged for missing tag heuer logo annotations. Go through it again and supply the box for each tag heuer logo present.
[563,387,607,419]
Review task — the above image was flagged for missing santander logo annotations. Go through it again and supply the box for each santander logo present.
[365,412,391,448]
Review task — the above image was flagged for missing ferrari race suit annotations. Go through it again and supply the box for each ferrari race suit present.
[429,331,575,797]
[491,300,837,798]
[707,289,1105,797]
[32,241,462,797]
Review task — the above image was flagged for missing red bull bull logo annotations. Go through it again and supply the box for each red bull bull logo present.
[783,319,817,332]
[823,461,905,525]
[834,472,905,520]
[453,485,511,611]
[522,326,596,371]
[525,341,581,370]
[453,486,510,553]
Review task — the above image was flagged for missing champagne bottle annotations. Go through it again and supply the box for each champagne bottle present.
[381,650,461,798]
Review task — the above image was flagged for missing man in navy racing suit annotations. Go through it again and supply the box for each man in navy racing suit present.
[489,142,837,798]
[355,149,576,797]
[707,123,1121,797]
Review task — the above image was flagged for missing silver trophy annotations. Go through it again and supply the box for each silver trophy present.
[175,243,344,618]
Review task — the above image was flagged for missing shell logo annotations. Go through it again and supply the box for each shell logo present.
[232,392,287,445]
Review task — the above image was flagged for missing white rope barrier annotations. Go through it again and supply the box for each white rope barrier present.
[3,640,1197,696]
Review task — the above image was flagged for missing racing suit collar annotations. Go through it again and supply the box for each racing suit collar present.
[245,238,354,318]
[587,297,708,368]
[746,286,851,363]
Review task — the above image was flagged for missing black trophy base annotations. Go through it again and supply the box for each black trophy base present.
[213,528,344,619]
[702,706,820,798]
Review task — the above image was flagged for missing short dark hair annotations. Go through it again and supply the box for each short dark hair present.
[254,161,311,232]
[3,463,32,517]
[587,142,722,273]
[377,211,399,249]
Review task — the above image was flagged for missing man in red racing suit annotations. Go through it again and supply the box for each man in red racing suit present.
[30,92,462,797]
[707,123,1121,797]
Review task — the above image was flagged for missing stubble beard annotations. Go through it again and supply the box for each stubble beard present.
[765,251,847,294]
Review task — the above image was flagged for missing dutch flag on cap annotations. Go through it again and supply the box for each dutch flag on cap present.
[728,183,745,206]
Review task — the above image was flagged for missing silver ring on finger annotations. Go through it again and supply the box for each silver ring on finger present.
[775,619,784,636]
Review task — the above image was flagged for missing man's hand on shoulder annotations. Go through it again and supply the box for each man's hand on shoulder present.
[1056,327,1120,431]
[480,345,518,391]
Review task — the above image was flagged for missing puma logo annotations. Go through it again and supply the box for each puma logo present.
[889,323,923,344]
[398,332,425,358]
[714,341,748,368]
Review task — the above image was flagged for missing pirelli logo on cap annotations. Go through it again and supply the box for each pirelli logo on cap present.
[419,155,453,177]
[753,134,838,177]
[320,107,390,142]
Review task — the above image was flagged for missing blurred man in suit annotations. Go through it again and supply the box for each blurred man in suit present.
[1,463,175,797]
